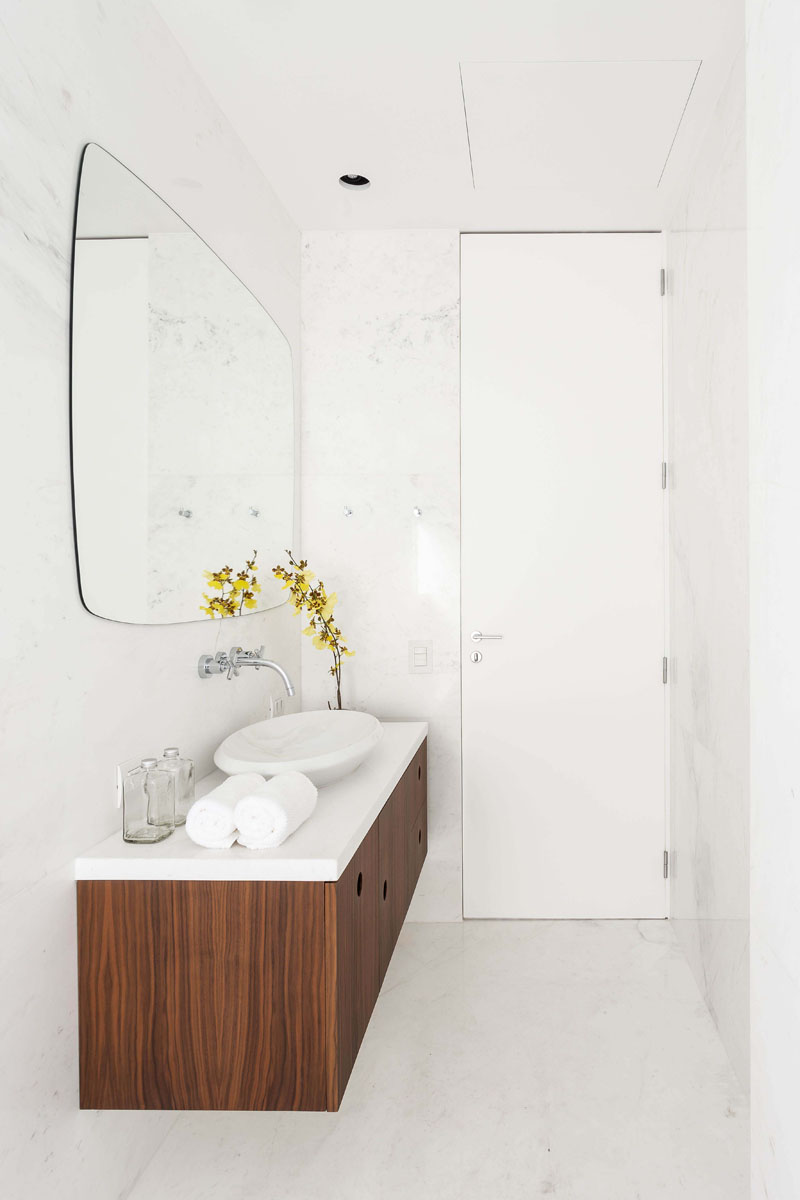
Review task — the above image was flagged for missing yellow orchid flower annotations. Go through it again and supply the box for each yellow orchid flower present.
[201,551,260,619]
[272,551,352,709]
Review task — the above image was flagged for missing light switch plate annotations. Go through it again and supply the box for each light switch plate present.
[408,640,433,674]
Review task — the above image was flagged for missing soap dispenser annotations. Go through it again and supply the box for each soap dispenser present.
[159,747,195,826]
[122,759,175,843]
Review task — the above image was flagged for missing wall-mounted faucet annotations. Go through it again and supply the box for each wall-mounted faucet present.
[197,645,295,696]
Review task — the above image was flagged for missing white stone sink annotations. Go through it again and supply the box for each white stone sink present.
[213,709,383,788]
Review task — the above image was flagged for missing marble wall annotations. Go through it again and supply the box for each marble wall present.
[747,0,800,1194]
[666,56,749,1088]
[0,2,300,1195]
[300,230,462,921]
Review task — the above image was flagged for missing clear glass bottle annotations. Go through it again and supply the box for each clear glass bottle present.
[122,758,175,843]
[159,747,195,826]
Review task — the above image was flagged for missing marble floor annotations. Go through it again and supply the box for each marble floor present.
[126,921,748,1200]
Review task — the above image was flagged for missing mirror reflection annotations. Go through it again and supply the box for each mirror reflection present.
[71,144,294,624]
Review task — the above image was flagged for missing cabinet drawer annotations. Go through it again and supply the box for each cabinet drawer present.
[408,741,427,827]
[407,789,428,904]
[324,821,380,1111]
[379,771,409,982]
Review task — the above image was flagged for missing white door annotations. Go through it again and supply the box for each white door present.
[461,234,666,919]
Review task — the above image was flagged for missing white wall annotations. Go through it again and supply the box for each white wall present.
[747,1,800,1194]
[665,57,750,1088]
[0,2,300,1195]
[300,230,462,921]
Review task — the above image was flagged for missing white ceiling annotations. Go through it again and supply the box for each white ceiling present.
[153,0,744,231]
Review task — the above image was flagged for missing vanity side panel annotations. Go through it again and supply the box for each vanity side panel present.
[324,820,380,1110]
[77,879,172,1109]
[165,880,326,1111]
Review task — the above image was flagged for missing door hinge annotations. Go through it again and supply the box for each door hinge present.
[661,461,667,490]
[662,656,668,684]
[663,850,669,879]
[660,268,666,296]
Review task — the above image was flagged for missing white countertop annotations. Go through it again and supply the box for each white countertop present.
[75,721,427,883]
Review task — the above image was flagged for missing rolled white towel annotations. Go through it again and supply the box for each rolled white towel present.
[185,773,266,848]
[234,772,318,849]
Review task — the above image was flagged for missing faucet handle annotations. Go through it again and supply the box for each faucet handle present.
[198,652,224,678]
[227,646,242,679]
[244,646,265,670]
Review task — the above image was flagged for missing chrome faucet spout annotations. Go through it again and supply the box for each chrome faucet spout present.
[197,645,295,696]
[244,655,296,697]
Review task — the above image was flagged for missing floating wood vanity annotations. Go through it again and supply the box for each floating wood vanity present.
[75,723,427,1112]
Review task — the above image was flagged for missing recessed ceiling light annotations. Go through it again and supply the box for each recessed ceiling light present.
[339,173,371,190]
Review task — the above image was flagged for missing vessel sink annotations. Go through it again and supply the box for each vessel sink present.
[213,709,383,788]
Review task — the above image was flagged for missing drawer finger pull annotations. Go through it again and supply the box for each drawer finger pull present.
[383,879,388,900]
[357,871,363,896]
[418,828,422,844]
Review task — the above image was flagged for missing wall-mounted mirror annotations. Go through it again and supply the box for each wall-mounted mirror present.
[70,144,294,624]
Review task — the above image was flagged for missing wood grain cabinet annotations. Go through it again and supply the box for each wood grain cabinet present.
[407,739,427,904]
[77,739,427,1112]
[324,821,380,1109]
[378,770,409,983]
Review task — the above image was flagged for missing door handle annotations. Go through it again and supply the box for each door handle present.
[470,631,503,642]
